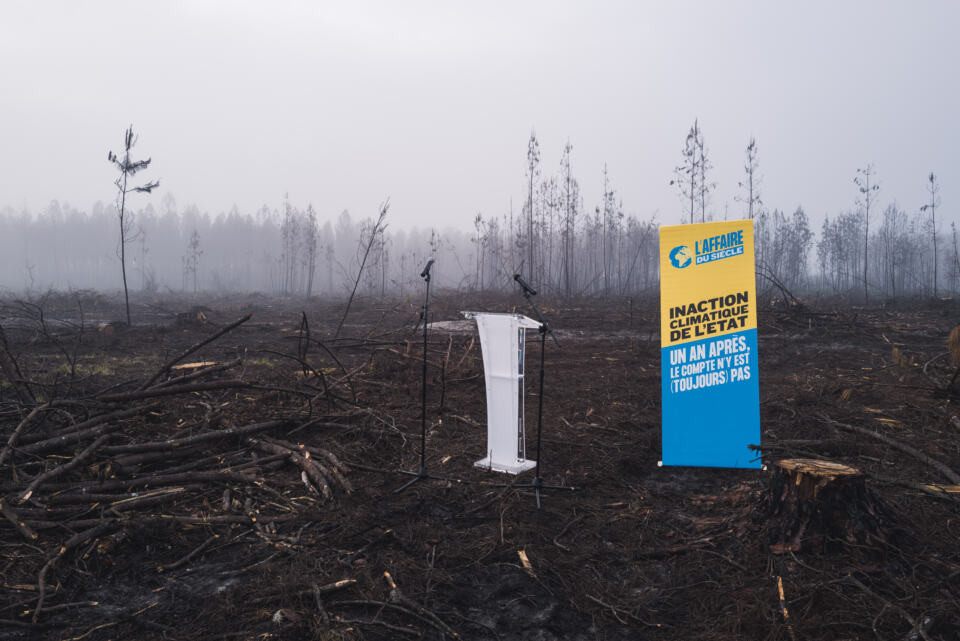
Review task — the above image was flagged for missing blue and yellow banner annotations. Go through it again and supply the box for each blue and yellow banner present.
[659,220,761,468]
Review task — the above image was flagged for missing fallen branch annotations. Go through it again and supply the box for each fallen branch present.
[332,597,458,639]
[98,379,251,403]
[157,533,219,573]
[585,594,661,628]
[0,498,38,540]
[21,469,259,495]
[139,312,252,390]
[99,419,285,456]
[384,571,460,639]
[822,415,960,484]
[0,403,50,465]
[633,536,715,559]
[250,438,336,498]
[776,576,797,641]
[109,486,190,512]
[842,575,933,641]
[19,434,114,502]
[335,616,420,637]
[153,357,242,389]
[0,403,48,466]
[33,519,119,622]
[262,435,352,492]
[249,579,358,605]
[18,405,153,456]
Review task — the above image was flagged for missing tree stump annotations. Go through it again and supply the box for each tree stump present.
[768,459,887,553]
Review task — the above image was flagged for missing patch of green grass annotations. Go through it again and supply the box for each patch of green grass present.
[51,353,161,377]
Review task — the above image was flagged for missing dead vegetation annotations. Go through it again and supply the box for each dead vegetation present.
[0,292,958,640]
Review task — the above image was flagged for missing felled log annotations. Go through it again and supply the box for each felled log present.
[17,406,152,456]
[768,458,888,553]
[139,312,251,390]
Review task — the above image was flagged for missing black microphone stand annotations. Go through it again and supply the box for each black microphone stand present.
[496,274,575,509]
[393,259,464,493]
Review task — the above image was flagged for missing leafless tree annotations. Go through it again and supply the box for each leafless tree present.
[182,230,202,294]
[107,125,159,324]
[695,123,715,223]
[560,141,579,297]
[854,164,880,303]
[920,172,941,297]
[672,121,699,224]
[949,222,960,293]
[601,164,614,293]
[736,137,763,220]
[303,205,319,297]
[335,200,388,339]
[524,131,540,276]
[472,213,485,290]
[671,119,713,224]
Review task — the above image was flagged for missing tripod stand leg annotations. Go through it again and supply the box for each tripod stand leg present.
[392,473,423,494]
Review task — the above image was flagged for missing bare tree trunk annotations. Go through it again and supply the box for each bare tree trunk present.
[863,211,869,303]
[119,172,130,325]
[334,201,389,339]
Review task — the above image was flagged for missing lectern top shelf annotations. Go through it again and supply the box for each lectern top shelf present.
[461,311,541,329]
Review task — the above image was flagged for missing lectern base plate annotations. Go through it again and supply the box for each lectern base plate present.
[474,457,537,475]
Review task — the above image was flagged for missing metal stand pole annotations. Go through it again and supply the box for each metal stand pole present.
[495,274,576,508]
[394,259,465,493]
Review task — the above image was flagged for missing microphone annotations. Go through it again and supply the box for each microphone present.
[420,257,436,278]
[513,273,536,296]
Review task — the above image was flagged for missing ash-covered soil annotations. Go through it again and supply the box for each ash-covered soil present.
[0,291,958,640]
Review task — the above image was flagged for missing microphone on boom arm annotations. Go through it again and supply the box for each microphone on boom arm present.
[420,257,436,279]
[513,273,537,296]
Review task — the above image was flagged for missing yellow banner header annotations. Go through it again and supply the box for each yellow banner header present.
[659,220,757,347]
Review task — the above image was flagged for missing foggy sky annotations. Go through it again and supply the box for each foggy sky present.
[1,1,958,231]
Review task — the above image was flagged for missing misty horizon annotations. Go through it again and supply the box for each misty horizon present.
[2,1,958,298]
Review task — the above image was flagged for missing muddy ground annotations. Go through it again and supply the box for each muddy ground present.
[1,290,959,640]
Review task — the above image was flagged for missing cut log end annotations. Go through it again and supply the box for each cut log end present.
[768,458,888,553]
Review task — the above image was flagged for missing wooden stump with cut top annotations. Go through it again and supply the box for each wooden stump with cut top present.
[768,458,886,553]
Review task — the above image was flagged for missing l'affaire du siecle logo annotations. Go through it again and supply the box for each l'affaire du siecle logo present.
[669,245,692,268]
[670,229,745,269]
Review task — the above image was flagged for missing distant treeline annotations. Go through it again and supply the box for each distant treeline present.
[0,196,453,298]
[0,132,953,300]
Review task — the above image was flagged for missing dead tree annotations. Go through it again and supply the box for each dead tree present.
[671,120,707,224]
[920,172,941,297]
[736,137,763,222]
[525,131,540,276]
[334,200,389,339]
[560,141,578,297]
[695,122,714,223]
[107,125,159,325]
[854,164,880,303]
[673,123,697,225]
[182,230,202,294]
[305,204,319,297]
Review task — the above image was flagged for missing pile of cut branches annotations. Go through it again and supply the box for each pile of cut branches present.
[0,311,356,633]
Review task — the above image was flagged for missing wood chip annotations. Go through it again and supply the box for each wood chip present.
[170,361,217,370]
[518,549,534,575]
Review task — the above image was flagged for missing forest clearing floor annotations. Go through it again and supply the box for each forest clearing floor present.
[1,290,959,640]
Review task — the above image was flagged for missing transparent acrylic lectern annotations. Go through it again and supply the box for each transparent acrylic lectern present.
[461,311,541,474]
